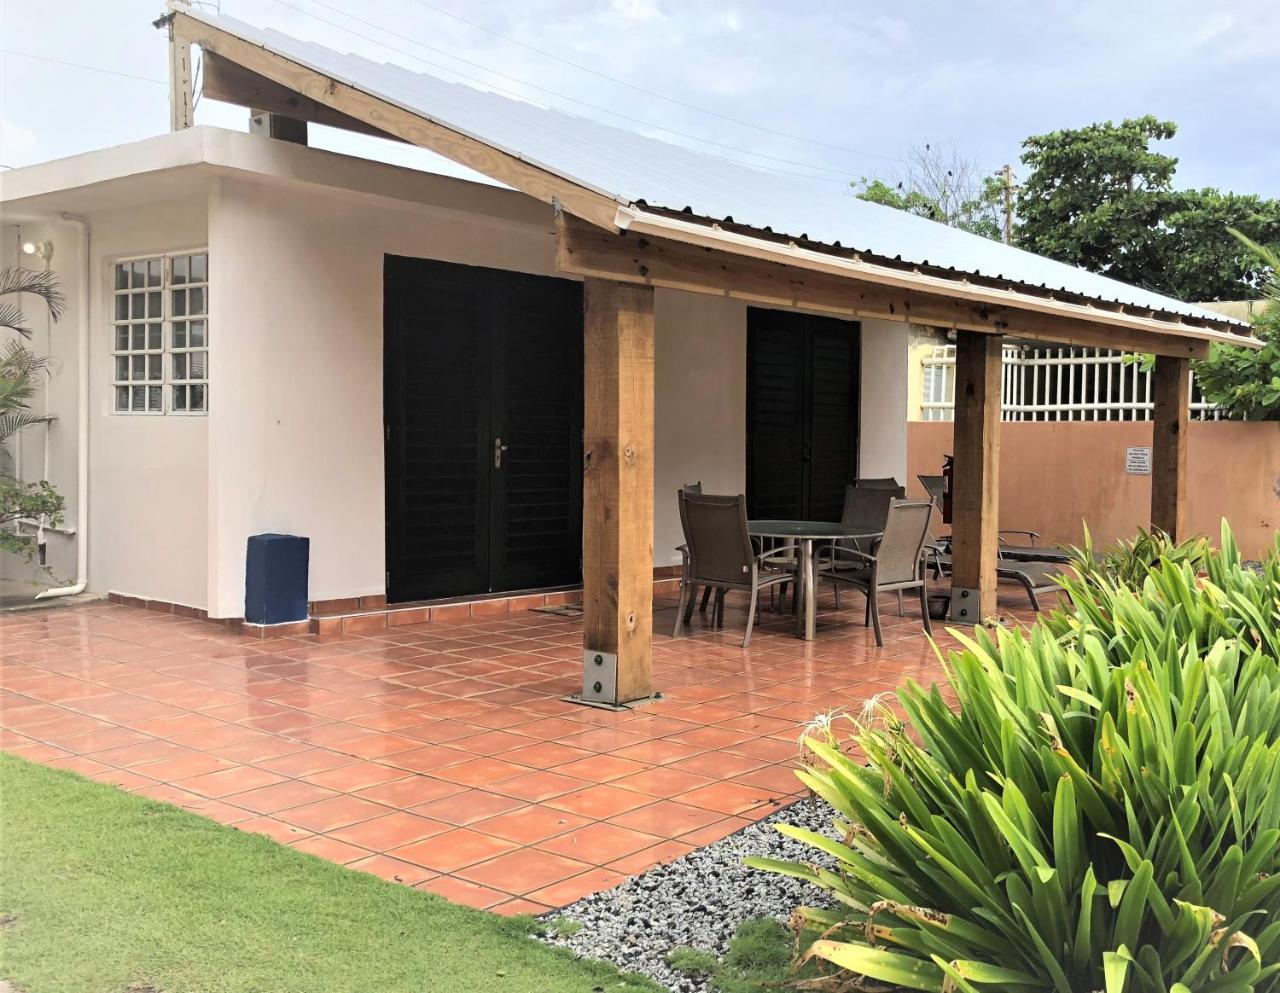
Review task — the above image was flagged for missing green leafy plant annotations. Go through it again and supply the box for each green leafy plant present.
[1067,523,1212,590]
[0,478,63,559]
[751,523,1280,991]
[1,266,66,561]
[853,142,1004,240]
[1193,232,1280,420]
[1015,116,1280,301]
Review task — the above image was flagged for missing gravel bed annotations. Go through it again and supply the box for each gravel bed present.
[539,796,839,993]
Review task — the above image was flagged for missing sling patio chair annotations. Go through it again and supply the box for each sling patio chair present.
[675,482,717,622]
[674,492,795,648]
[834,483,908,612]
[818,498,935,647]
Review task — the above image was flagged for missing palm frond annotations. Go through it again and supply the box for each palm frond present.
[0,267,66,323]
[0,411,50,444]
[0,340,54,381]
[1229,227,1280,303]
[0,302,34,338]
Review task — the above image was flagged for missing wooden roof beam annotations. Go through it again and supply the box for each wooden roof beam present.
[555,212,1211,359]
[202,53,401,142]
[170,9,622,229]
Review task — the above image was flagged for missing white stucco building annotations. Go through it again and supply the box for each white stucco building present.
[0,127,910,621]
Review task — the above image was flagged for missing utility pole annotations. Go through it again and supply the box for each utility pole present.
[1000,163,1015,245]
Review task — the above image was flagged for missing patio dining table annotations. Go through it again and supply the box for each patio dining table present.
[748,520,882,641]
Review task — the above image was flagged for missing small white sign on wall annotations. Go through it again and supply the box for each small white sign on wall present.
[1125,446,1153,475]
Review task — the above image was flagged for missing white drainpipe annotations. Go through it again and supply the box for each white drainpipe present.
[35,213,90,600]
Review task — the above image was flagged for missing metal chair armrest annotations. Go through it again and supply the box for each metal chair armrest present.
[822,545,875,567]
[756,547,798,568]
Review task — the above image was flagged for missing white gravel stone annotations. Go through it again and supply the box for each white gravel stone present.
[538,797,839,993]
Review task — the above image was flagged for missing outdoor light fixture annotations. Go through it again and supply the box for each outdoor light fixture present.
[21,240,54,261]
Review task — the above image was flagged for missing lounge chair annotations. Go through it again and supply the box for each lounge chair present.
[917,474,1070,564]
[915,475,1069,611]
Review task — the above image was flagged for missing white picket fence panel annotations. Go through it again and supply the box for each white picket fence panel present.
[919,344,1225,422]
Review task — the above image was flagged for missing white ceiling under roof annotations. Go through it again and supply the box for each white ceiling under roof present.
[190,8,1239,327]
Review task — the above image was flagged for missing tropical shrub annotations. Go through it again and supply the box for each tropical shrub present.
[1067,524,1211,591]
[751,526,1280,992]
[1193,231,1280,421]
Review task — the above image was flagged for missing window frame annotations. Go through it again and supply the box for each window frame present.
[109,248,209,417]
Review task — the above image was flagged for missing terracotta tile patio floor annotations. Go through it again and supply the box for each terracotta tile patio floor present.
[0,586,1029,915]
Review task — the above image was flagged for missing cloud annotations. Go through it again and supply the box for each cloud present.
[609,0,663,23]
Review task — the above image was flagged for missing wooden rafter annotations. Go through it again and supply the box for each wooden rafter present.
[203,53,398,142]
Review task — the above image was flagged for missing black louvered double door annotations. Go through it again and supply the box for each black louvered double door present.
[384,256,584,603]
[746,308,861,522]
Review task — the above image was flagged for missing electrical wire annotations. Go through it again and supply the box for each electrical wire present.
[0,48,165,85]
[269,0,859,184]
[400,0,903,164]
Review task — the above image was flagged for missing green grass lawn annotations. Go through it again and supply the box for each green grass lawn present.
[0,753,659,993]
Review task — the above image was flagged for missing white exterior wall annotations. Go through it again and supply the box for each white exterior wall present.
[653,291,748,567]
[0,202,208,606]
[90,201,210,607]
[858,318,911,485]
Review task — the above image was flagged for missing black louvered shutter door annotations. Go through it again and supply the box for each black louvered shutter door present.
[746,308,860,522]
[488,272,584,591]
[747,310,806,519]
[384,256,491,601]
[807,325,860,521]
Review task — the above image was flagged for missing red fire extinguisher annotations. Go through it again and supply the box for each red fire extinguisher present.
[941,454,954,526]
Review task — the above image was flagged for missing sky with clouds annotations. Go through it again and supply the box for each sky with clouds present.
[2,0,1277,200]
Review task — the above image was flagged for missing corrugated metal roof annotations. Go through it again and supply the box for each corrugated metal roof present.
[192,8,1243,328]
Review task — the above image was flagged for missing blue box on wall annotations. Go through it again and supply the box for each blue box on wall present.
[245,533,310,625]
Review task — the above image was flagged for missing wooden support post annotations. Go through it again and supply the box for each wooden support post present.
[1151,355,1190,539]
[949,331,1002,623]
[581,278,656,707]
[167,23,193,131]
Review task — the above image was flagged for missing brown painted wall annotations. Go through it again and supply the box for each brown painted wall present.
[907,421,1280,559]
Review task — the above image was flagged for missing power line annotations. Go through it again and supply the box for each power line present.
[400,0,902,164]
[0,48,165,86]
[270,0,857,184]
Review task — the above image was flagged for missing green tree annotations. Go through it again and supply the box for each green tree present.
[853,142,1003,240]
[1,267,65,560]
[1015,115,1280,300]
[1192,231,1280,419]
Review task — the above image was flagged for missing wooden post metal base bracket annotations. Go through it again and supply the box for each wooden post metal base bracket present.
[948,587,983,623]
[567,648,663,711]
[563,693,665,713]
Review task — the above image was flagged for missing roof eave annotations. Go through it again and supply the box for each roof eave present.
[614,207,1258,349]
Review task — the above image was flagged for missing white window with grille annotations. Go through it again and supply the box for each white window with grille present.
[111,252,208,415]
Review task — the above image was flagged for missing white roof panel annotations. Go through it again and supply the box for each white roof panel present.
[195,9,1238,326]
